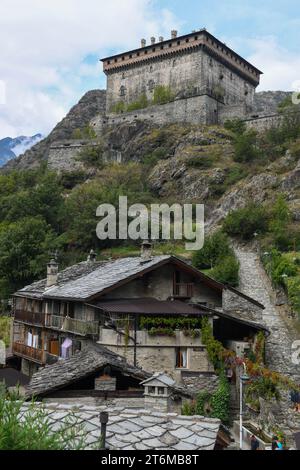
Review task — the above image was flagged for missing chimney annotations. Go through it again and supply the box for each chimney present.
[151,37,156,45]
[141,38,146,48]
[171,30,178,39]
[141,240,152,261]
[46,259,58,287]
[87,249,97,263]
[159,36,164,42]
[141,373,175,413]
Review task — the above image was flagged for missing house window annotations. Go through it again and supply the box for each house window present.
[176,347,187,368]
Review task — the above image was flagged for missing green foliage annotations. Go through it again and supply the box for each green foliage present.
[148,327,175,337]
[200,318,224,370]
[127,94,148,111]
[269,195,292,251]
[192,231,232,269]
[72,125,97,140]
[287,276,300,315]
[186,155,214,169]
[77,144,104,168]
[192,231,239,287]
[111,101,126,114]
[142,147,169,166]
[0,217,60,295]
[0,316,11,347]
[0,393,86,450]
[210,255,240,287]
[223,204,269,240]
[140,315,202,330]
[153,85,175,105]
[224,119,247,135]
[245,376,281,412]
[210,371,230,424]
[233,129,261,163]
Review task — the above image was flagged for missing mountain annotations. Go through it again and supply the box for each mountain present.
[0,134,43,167]
[1,90,106,172]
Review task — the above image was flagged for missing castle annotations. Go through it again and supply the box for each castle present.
[92,29,262,131]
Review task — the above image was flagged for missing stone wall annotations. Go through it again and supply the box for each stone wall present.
[222,288,263,323]
[105,48,256,113]
[91,94,220,133]
[48,141,87,172]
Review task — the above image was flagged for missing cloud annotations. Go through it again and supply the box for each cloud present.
[0,0,180,139]
[247,36,300,91]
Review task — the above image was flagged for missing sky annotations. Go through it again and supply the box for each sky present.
[0,0,299,139]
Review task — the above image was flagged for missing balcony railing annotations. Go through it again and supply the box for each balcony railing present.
[174,283,194,298]
[46,315,99,336]
[12,341,44,364]
[14,309,45,326]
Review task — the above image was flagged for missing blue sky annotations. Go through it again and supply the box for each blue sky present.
[0,0,299,139]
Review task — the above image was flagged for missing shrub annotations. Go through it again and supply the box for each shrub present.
[233,129,261,163]
[77,144,104,168]
[72,125,97,140]
[287,276,300,315]
[210,371,230,424]
[186,155,214,168]
[210,255,240,287]
[153,85,174,105]
[192,231,232,269]
[0,316,11,347]
[223,204,269,240]
[224,119,246,135]
[111,101,126,114]
[0,393,87,450]
[127,94,148,111]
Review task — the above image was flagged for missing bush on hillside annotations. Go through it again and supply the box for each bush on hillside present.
[210,255,240,287]
[192,231,232,269]
[223,204,269,240]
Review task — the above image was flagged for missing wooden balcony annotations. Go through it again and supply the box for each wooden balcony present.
[46,315,99,336]
[12,341,44,364]
[14,309,45,326]
[173,283,194,298]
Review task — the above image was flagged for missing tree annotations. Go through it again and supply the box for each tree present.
[0,217,59,295]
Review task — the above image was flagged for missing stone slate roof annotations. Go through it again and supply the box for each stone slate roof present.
[26,343,191,399]
[15,254,264,310]
[26,343,151,398]
[18,402,221,450]
[17,255,170,301]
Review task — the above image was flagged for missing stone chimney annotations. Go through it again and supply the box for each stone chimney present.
[141,240,152,261]
[159,36,164,42]
[141,373,175,413]
[171,30,178,39]
[87,249,97,263]
[141,38,146,48]
[46,259,58,288]
[150,37,156,45]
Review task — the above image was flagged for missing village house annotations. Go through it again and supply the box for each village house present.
[12,242,267,385]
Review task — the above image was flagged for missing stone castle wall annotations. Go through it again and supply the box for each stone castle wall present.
[106,46,256,113]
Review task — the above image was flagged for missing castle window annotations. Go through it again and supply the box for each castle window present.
[122,56,125,61]
[194,36,198,40]
[107,61,110,65]
[186,38,189,43]
[160,45,164,50]
[149,65,153,72]
[172,59,176,67]
[152,48,156,52]
[114,58,118,63]
[120,86,126,97]
[129,54,132,58]
[177,40,181,45]
[209,58,213,67]
[137,52,140,56]
[122,72,125,79]
[169,43,172,47]
[148,79,155,92]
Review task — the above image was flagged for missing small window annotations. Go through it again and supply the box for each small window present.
[194,36,198,40]
[160,45,164,50]
[186,38,189,43]
[107,61,110,65]
[120,86,126,97]
[176,347,187,368]
[122,56,125,61]
[148,386,155,394]
[177,40,181,45]
[152,48,156,52]
[169,43,172,47]
[144,50,148,54]
[137,52,140,56]
[148,79,155,92]
[158,387,165,395]
[129,54,132,58]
